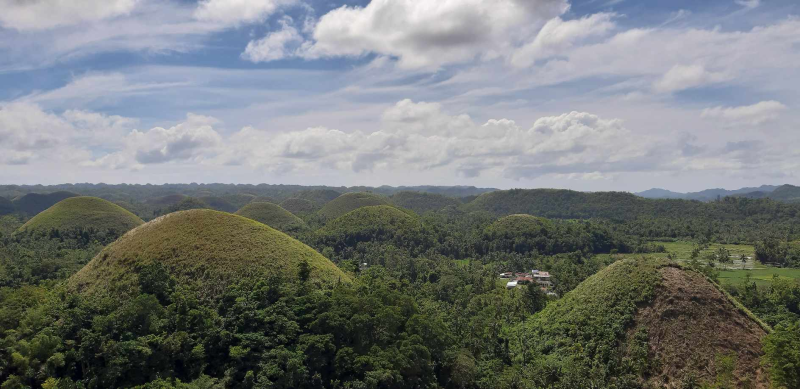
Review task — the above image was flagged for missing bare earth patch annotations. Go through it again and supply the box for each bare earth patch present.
[632,267,768,388]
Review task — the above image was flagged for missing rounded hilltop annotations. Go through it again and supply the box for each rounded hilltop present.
[147,194,187,206]
[17,196,144,236]
[485,214,553,238]
[12,191,79,216]
[390,191,460,214]
[235,202,308,233]
[316,205,422,252]
[280,198,316,215]
[68,209,349,300]
[318,192,390,220]
[512,258,770,387]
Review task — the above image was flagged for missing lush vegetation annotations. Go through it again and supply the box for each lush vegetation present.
[235,202,308,234]
[0,197,14,216]
[147,194,187,206]
[512,259,664,387]
[315,206,423,258]
[1,185,799,388]
[289,190,342,206]
[280,198,317,216]
[317,192,391,220]
[69,210,349,301]
[197,197,238,213]
[16,197,144,238]
[481,214,645,256]
[390,192,460,214]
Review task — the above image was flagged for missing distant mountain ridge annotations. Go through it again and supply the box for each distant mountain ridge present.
[636,185,781,201]
[735,184,800,203]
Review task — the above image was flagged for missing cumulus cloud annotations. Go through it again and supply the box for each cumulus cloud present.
[194,0,294,25]
[0,0,139,31]
[246,0,570,68]
[701,101,787,125]
[0,102,133,165]
[85,114,223,169]
[242,17,305,62]
[202,99,660,179]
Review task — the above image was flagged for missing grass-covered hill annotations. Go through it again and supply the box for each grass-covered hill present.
[765,184,800,202]
[0,197,14,215]
[17,197,144,236]
[235,202,308,233]
[221,193,257,209]
[146,194,187,206]
[68,209,349,300]
[280,198,316,215]
[465,188,800,231]
[483,214,635,255]
[316,205,423,255]
[252,195,278,204]
[466,189,650,220]
[390,191,461,214]
[12,191,78,216]
[197,196,237,213]
[484,214,554,239]
[318,192,391,220]
[291,189,342,206]
[512,258,769,387]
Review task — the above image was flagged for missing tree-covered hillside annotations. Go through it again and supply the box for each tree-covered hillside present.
[1,183,799,388]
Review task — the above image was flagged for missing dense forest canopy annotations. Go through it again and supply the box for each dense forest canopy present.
[0,184,799,388]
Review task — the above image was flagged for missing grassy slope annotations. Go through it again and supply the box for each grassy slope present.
[235,202,307,233]
[17,197,144,234]
[147,194,187,206]
[598,240,800,286]
[280,198,317,215]
[12,191,79,215]
[291,189,342,205]
[484,214,554,238]
[390,191,460,214]
[68,209,349,299]
[513,258,769,386]
[198,196,237,212]
[318,205,421,239]
[513,259,664,383]
[318,192,390,220]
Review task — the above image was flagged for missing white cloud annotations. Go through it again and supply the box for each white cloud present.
[0,102,134,165]
[20,73,189,106]
[0,2,225,69]
[511,13,616,68]
[0,0,139,31]
[86,114,223,169]
[482,18,800,95]
[194,0,293,25]
[701,101,787,125]
[242,17,305,62]
[653,64,730,93]
[251,0,570,68]
[195,99,660,179]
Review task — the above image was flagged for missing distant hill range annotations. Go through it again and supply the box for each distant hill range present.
[636,185,789,202]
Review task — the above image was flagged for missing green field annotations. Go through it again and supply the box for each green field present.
[599,241,800,286]
[718,267,800,286]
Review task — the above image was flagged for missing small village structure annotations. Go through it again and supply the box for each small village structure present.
[502,270,557,296]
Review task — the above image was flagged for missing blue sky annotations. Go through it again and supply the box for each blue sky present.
[0,0,798,192]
